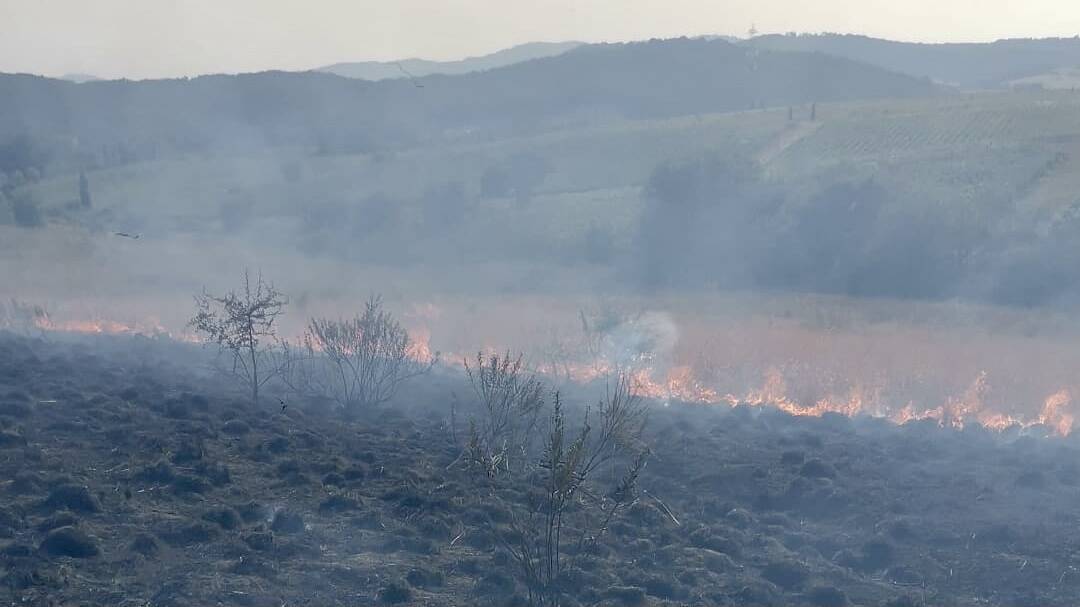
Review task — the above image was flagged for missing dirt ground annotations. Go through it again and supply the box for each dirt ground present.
[3,332,1080,606]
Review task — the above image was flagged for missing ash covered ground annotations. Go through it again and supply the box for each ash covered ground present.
[3,332,1080,606]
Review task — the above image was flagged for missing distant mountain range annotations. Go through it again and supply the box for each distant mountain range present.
[316,41,584,80]
[744,34,1080,89]
[0,37,942,161]
[34,34,1080,91]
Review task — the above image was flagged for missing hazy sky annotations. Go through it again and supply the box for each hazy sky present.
[3,0,1080,79]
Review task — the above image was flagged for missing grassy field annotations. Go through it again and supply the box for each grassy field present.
[16,89,1080,257]
[11,90,1080,413]
[5,223,1080,432]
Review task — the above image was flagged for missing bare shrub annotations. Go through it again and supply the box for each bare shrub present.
[282,296,432,413]
[590,372,650,457]
[464,351,546,474]
[189,269,286,407]
[472,374,650,606]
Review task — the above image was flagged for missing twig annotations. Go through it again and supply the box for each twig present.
[450,530,465,546]
[643,489,680,526]
[450,392,459,446]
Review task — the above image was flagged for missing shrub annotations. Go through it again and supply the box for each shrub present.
[480,375,650,607]
[190,269,287,407]
[463,351,546,475]
[283,296,432,413]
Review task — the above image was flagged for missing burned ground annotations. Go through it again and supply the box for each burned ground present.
[2,333,1080,606]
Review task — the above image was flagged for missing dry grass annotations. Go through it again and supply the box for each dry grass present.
[4,218,1079,424]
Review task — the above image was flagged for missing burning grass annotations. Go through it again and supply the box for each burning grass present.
[6,289,1080,436]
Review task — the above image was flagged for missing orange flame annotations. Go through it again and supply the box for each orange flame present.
[628,365,720,404]
[30,315,201,343]
[22,314,1076,437]
[1036,390,1074,437]
[406,326,436,364]
[624,364,1074,436]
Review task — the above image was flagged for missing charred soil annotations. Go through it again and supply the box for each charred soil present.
[1,333,1079,606]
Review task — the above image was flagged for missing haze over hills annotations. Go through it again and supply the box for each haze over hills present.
[0,36,941,157]
[745,34,1080,89]
[316,41,584,80]
[11,34,1080,307]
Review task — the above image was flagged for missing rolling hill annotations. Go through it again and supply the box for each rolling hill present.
[23,85,1080,304]
[14,36,1080,305]
[316,41,583,80]
[0,36,943,169]
[745,34,1080,89]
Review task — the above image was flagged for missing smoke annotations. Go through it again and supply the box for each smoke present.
[599,310,679,371]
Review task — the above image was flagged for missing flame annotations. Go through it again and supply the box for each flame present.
[886,371,991,430]
[879,375,1074,435]
[628,365,720,404]
[722,368,870,418]
[18,311,1077,437]
[580,361,1076,437]
[1036,389,1074,437]
[406,326,435,364]
[30,314,201,343]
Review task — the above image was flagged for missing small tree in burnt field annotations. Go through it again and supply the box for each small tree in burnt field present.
[471,374,650,606]
[190,269,286,408]
[282,295,433,414]
[464,351,546,475]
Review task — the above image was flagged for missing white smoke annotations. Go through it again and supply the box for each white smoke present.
[600,310,679,371]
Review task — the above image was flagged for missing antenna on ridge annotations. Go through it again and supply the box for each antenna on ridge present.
[748,23,759,38]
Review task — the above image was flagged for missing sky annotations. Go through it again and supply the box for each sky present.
[2,0,1080,80]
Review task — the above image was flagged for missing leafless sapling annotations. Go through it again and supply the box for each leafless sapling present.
[486,374,650,606]
[189,269,286,408]
[465,351,546,474]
